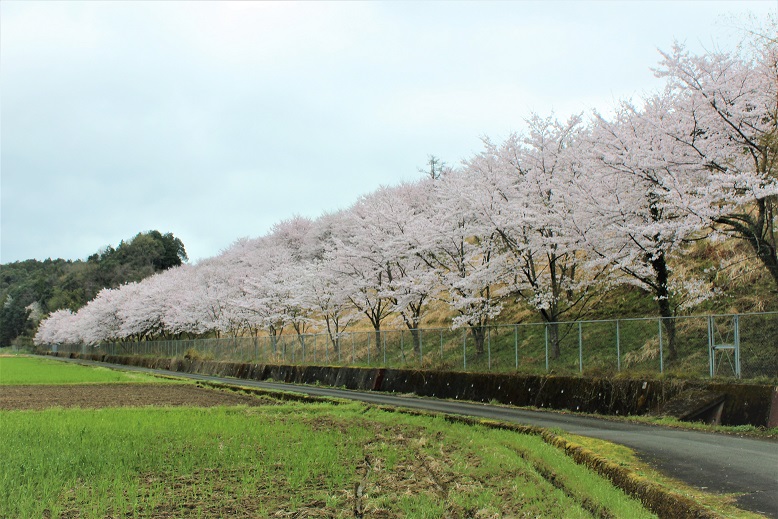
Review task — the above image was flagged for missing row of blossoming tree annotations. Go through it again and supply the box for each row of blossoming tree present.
[36,30,778,362]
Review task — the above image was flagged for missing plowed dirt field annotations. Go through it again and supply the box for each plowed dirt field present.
[0,383,276,410]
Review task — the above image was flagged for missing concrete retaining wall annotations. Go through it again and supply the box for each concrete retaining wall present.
[51,352,777,427]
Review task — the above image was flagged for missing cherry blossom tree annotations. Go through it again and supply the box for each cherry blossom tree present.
[221,237,285,350]
[327,199,397,355]
[349,182,439,355]
[581,96,714,360]
[462,115,605,358]
[415,168,503,355]
[283,212,359,355]
[391,183,440,344]
[75,287,124,345]
[295,255,357,355]
[655,31,778,286]
[267,216,319,344]
[210,237,272,339]
[34,308,77,346]
[116,279,168,341]
[268,215,316,261]
[157,264,221,338]
[188,258,242,337]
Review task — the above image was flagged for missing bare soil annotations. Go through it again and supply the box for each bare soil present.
[0,383,281,410]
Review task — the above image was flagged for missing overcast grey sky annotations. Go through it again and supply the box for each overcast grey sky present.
[1,1,775,264]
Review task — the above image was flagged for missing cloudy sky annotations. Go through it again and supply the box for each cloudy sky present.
[1,1,774,264]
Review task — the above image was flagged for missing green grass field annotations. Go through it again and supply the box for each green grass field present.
[0,356,166,385]
[1,403,658,518]
[1,357,659,518]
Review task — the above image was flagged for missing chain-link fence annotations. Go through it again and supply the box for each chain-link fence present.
[52,312,778,380]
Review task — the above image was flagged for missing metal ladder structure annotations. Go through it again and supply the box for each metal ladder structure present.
[708,314,740,378]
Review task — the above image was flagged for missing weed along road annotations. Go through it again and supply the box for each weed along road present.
[47,356,778,518]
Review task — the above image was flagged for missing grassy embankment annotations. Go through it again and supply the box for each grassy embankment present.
[144,275,776,382]
[307,238,778,379]
[0,356,662,518]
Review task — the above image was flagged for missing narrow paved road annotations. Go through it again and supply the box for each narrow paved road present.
[46,356,778,517]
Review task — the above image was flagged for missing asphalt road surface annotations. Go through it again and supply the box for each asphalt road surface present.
[44,356,778,517]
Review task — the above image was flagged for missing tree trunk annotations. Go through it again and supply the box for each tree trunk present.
[409,327,421,357]
[269,327,278,355]
[548,321,561,360]
[716,199,778,289]
[539,308,561,360]
[325,318,340,356]
[374,329,382,357]
[651,252,677,361]
[471,325,486,356]
[400,308,423,357]
[756,242,778,288]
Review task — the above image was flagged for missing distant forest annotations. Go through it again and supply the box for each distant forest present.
[0,231,187,347]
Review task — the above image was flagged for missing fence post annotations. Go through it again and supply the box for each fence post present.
[708,316,714,378]
[578,321,583,374]
[545,324,549,373]
[419,328,423,366]
[734,314,741,379]
[514,324,518,370]
[351,333,355,364]
[658,319,664,374]
[383,331,387,366]
[463,330,467,371]
[367,333,370,366]
[487,327,492,371]
[440,329,444,364]
[616,320,621,372]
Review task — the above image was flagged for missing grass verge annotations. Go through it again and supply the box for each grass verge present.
[559,433,767,519]
[619,414,778,440]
